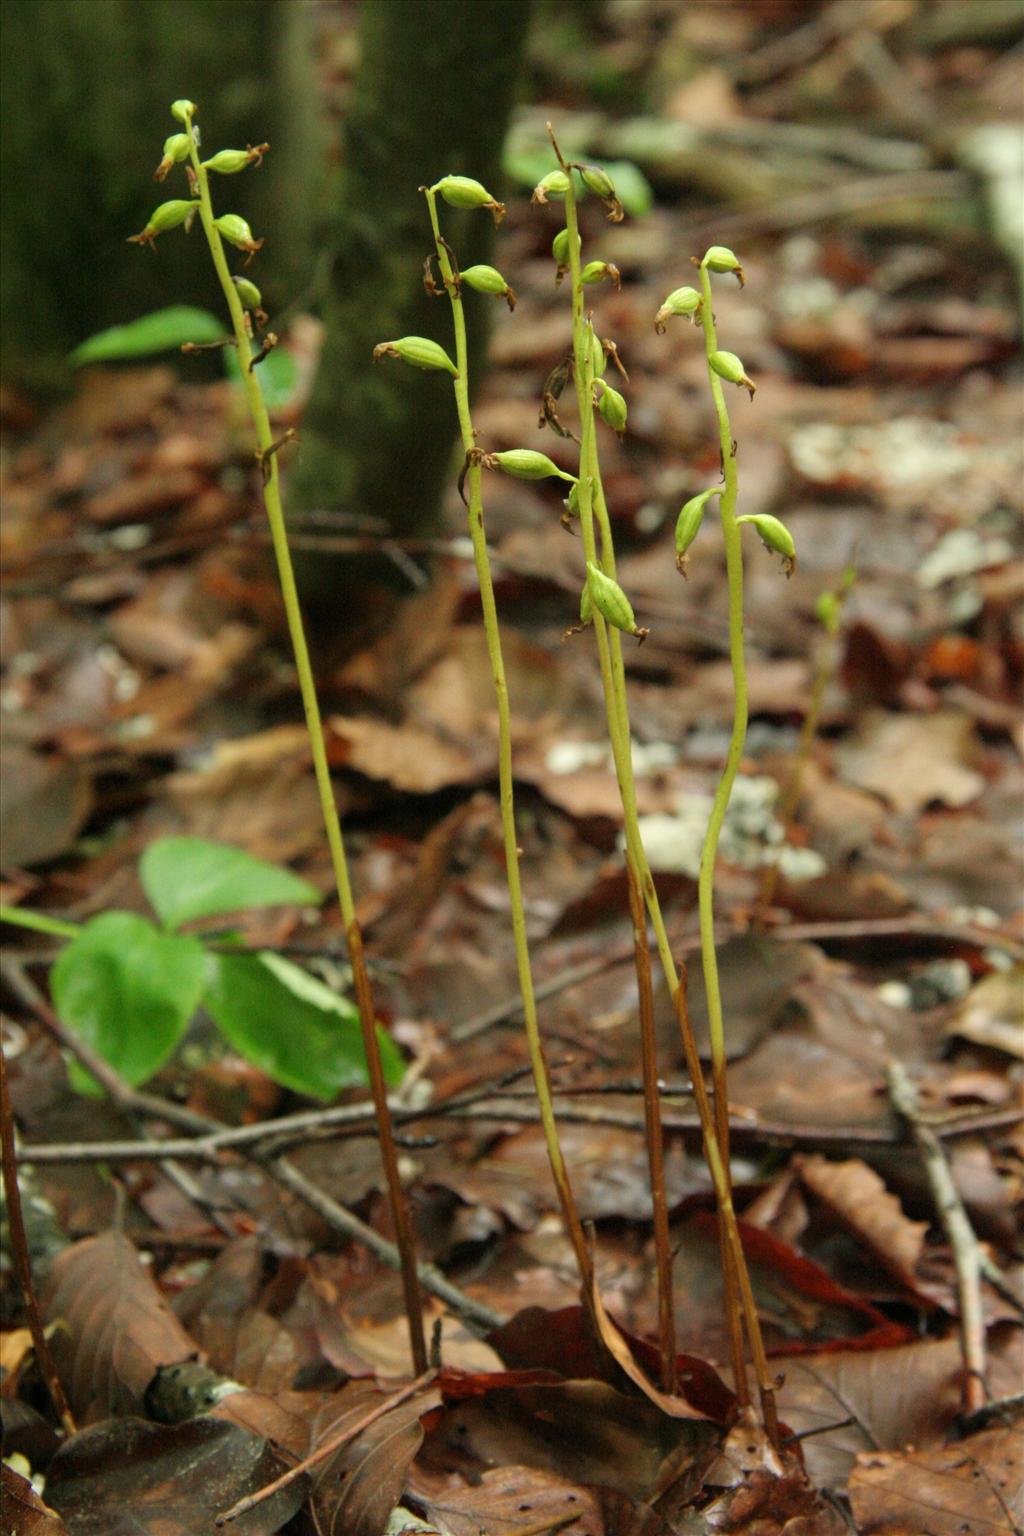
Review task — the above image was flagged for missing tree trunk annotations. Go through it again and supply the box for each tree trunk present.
[0,0,317,392]
[287,0,533,611]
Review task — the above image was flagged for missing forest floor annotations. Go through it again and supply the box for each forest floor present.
[2,2,1022,1532]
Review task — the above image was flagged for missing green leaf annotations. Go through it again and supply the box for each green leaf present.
[69,307,224,366]
[223,344,299,411]
[202,951,403,1100]
[140,837,322,931]
[52,913,206,1094]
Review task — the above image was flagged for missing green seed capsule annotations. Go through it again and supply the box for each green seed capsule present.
[580,260,621,289]
[654,286,701,331]
[703,244,744,285]
[202,144,267,174]
[213,213,263,253]
[372,336,458,375]
[531,170,571,205]
[170,99,196,124]
[154,132,191,181]
[491,449,576,483]
[586,562,647,641]
[737,514,796,575]
[128,198,199,246]
[579,579,593,625]
[579,163,615,200]
[709,349,756,397]
[674,488,717,576]
[232,275,263,309]
[460,264,516,309]
[433,174,506,223]
[588,330,607,379]
[552,228,580,267]
[595,381,627,434]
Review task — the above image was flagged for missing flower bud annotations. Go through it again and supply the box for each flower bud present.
[232,274,263,309]
[586,562,648,642]
[595,380,627,435]
[460,264,516,310]
[674,489,717,576]
[433,174,505,224]
[170,100,197,124]
[128,198,199,247]
[154,132,191,182]
[581,260,621,289]
[372,336,458,375]
[578,163,624,222]
[213,213,264,254]
[202,144,269,174]
[815,591,840,633]
[737,514,796,575]
[702,245,744,285]
[490,449,577,483]
[709,349,756,398]
[654,286,701,332]
[531,170,571,205]
[564,480,581,521]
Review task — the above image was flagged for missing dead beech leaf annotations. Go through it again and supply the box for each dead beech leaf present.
[317,1411,424,1536]
[43,1415,304,1535]
[42,1230,196,1422]
[848,1423,1023,1534]
[0,1462,67,1534]
[590,1280,716,1421]
[418,1464,600,1536]
[0,745,93,868]
[946,969,1024,1060]
[797,1155,929,1288]
[838,710,984,816]
[328,714,482,794]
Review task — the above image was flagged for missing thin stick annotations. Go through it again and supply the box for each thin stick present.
[0,1042,76,1436]
[887,1061,987,1416]
[216,1368,433,1525]
[181,109,426,1373]
[4,958,501,1334]
[422,186,592,1296]
[626,859,676,1392]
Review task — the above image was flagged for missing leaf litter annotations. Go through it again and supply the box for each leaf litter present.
[3,2,1024,1531]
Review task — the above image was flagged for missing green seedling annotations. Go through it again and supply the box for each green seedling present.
[0,838,402,1101]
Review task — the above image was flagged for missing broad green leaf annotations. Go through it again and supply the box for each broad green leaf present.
[202,951,403,1100]
[69,307,224,366]
[140,837,321,930]
[52,912,206,1093]
[223,344,300,411]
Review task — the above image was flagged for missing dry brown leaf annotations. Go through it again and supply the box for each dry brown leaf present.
[946,969,1024,1060]
[0,1463,67,1534]
[418,1464,600,1536]
[0,745,93,868]
[838,710,984,816]
[589,1279,716,1421]
[42,1230,196,1422]
[328,715,483,794]
[797,1155,929,1287]
[849,1423,1023,1534]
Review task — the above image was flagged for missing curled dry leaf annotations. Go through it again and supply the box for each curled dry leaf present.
[42,1230,196,1423]
[796,1155,929,1290]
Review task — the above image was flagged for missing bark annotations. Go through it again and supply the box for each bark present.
[288,0,533,608]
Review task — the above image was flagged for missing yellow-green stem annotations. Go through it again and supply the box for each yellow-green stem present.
[186,116,426,1374]
[424,189,592,1294]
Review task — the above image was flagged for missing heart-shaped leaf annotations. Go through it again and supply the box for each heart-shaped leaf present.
[202,951,403,1100]
[140,837,321,930]
[52,913,206,1093]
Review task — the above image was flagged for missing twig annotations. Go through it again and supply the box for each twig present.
[216,1368,433,1525]
[887,1061,987,1416]
[0,1040,76,1436]
[3,959,503,1333]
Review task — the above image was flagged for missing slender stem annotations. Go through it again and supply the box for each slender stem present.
[0,1042,77,1436]
[0,907,79,942]
[626,859,676,1392]
[423,189,592,1294]
[184,115,426,1374]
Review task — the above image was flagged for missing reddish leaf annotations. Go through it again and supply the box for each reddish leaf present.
[0,1463,67,1535]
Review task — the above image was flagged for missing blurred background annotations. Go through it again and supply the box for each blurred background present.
[1,0,1021,902]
